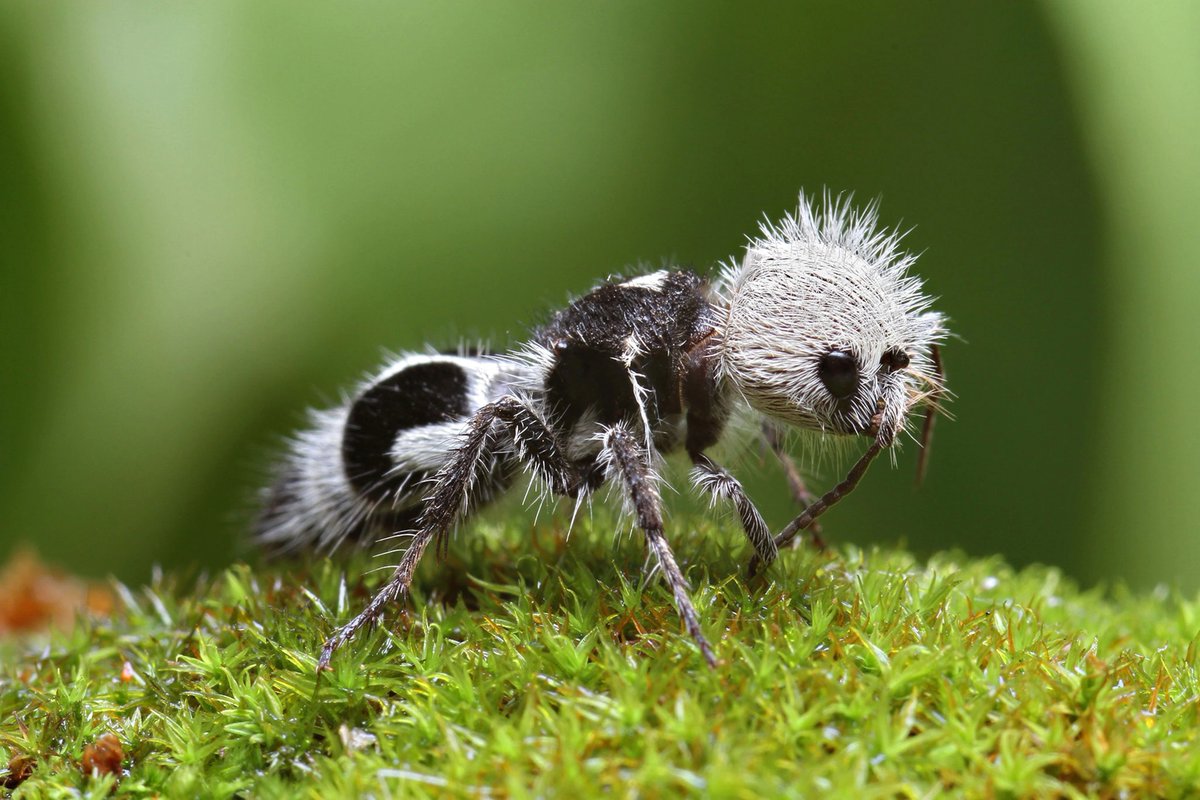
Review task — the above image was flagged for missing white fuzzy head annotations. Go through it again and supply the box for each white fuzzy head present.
[716,193,947,443]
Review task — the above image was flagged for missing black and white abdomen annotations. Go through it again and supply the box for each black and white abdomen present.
[256,353,525,553]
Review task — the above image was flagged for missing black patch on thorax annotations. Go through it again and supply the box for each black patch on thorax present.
[536,271,718,445]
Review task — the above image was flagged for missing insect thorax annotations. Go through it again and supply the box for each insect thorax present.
[532,269,731,459]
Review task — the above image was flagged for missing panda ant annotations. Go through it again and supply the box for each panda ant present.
[255,192,949,669]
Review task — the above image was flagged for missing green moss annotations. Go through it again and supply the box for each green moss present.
[3,516,1200,798]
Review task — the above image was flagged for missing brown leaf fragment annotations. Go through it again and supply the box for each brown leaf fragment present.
[3,753,35,789]
[80,733,123,778]
[0,547,116,635]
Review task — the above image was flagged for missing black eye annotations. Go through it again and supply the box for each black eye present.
[818,351,860,400]
[880,349,911,374]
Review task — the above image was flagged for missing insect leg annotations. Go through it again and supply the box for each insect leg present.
[760,421,826,548]
[318,395,579,669]
[318,520,437,670]
[493,396,580,498]
[602,423,718,668]
[619,337,657,456]
[689,454,777,567]
[749,438,885,577]
[914,343,946,486]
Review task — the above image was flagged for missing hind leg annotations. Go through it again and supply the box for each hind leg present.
[319,395,580,668]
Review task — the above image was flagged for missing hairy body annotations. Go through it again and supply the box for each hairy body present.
[257,194,948,668]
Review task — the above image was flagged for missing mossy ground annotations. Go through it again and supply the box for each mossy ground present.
[3,515,1200,798]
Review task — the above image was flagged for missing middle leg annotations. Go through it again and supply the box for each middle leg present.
[602,423,718,668]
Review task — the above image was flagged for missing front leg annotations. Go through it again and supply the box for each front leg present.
[601,424,718,668]
[689,453,777,567]
[319,395,579,668]
[761,421,826,549]
[749,438,886,577]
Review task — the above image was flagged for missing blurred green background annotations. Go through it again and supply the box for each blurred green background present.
[2,2,1198,590]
